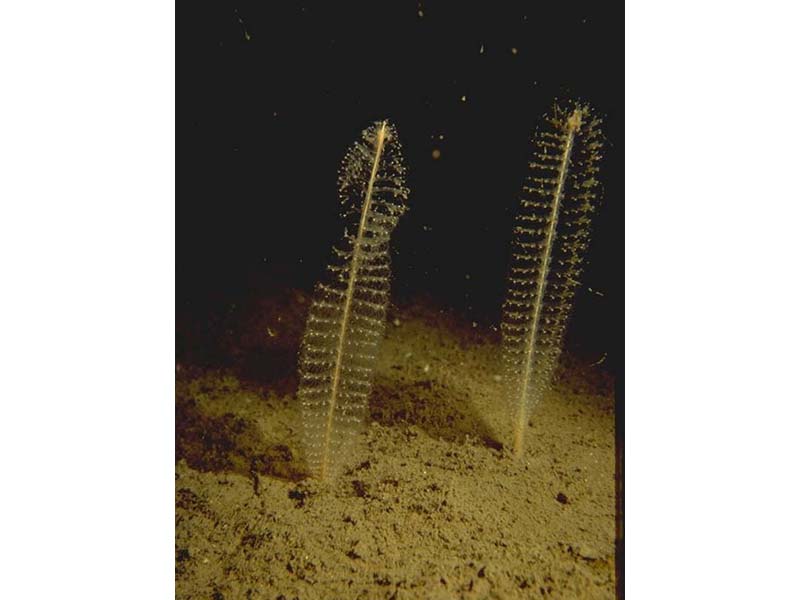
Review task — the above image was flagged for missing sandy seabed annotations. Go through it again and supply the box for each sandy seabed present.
[176,289,617,599]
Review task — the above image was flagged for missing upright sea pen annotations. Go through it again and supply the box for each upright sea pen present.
[298,121,409,480]
[502,102,603,457]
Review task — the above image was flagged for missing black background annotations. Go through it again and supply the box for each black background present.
[177,1,623,372]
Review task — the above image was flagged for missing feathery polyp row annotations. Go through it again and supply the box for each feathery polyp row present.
[298,121,409,480]
[502,103,603,458]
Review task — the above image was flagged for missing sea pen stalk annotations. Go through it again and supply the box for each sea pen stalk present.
[298,120,409,480]
[502,103,603,457]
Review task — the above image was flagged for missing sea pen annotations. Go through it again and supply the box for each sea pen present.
[298,120,409,480]
[502,102,603,457]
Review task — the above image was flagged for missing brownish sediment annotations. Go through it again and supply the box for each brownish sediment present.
[176,292,615,599]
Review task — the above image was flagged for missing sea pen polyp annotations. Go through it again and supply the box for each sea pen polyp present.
[298,121,409,480]
[502,102,603,457]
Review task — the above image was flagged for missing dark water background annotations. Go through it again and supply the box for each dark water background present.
[177,1,623,373]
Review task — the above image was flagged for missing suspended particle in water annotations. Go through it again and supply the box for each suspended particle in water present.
[234,8,251,41]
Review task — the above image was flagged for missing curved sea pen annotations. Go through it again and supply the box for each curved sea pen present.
[298,121,409,480]
[502,102,603,458]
